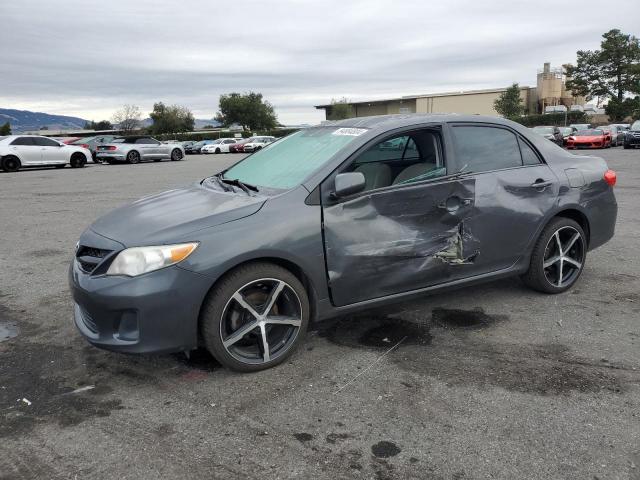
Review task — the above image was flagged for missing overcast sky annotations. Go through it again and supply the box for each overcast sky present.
[0,0,637,124]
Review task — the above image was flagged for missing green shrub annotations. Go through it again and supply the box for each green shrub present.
[513,111,588,127]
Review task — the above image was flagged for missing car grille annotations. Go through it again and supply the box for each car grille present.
[76,245,113,273]
[79,306,99,333]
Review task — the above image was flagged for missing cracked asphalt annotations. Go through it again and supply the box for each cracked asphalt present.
[1,149,639,480]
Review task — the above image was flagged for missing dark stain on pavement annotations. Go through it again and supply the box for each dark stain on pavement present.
[317,315,432,349]
[371,441,402,458]
[293,432,314,443]
[431,307,506,329]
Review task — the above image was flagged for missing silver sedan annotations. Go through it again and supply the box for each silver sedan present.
[95,136,185,164]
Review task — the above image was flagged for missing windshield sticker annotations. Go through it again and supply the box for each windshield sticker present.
[333,128,367,137]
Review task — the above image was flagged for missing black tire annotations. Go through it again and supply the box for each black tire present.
[201,262,310,372]
[624,144,630,149]
[521,217,587,294]
[127,151,140,164]
[171,149,183,161]
[70,152,87,168]
[2,156,21,172]
[215,147,221,154]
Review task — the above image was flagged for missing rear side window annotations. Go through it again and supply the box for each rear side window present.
[451,126,522,172]
[11,137,35,146]
[518,138,541,165]
[135,138,158,144]
[33,137,61,147]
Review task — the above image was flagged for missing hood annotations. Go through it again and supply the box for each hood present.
[574,135,603,141]
[90,182,266,246]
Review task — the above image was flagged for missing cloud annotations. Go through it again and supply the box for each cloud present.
[0,0,637,124]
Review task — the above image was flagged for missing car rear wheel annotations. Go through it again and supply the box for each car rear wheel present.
[521,217,586,294]
[171,149,183,161]
[70,153,86,168]
[201,262,309,372]
[127,151,140,164]
[2,156,21,172]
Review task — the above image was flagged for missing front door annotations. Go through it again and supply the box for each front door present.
[321,127,478,307]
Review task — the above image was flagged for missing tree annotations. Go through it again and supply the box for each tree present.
[148,102,195,134]
[215,92,278,131]
[112,104,142,133]
[605,96,640,121]
[494,83,524,118]
[0,122,10,135]
[566,29,640,104]
[327,97,354,120]
[84,120,113,130]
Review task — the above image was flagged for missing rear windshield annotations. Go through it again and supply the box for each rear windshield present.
[223,127,364,189]
[576,129,602,136]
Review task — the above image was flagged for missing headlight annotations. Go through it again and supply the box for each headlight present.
[106,242,198,277]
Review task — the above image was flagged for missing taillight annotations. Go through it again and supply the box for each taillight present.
[107,146,117,151]
[81,144,89,149]
[604,169,617,186]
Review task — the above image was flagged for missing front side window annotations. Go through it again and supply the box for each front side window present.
[451,126,522,173]
[347,129,445,192]
[223,127,361,190]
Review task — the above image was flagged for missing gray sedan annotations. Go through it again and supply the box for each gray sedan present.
[95,136,184,164]
[70,114,617,372]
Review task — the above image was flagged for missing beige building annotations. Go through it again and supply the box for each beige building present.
[316,63,582,120]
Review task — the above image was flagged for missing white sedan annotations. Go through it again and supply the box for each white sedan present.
[242,136,276,152]
[0,135,91,172]
[201,138,239,154]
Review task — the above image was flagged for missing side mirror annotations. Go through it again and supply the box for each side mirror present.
[332,172,366,198]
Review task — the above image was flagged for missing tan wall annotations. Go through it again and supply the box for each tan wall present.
[384,100,416,114]
[415,89,531,116]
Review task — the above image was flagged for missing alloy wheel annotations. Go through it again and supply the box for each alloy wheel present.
[542,226,585,288]
[128,151,140,164]
[220,278,302,365]
[172,149,182,161]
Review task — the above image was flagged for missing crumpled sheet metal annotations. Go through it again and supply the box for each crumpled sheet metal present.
[324,179,478,306]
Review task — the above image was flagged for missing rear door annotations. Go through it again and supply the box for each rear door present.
[9,137,41,164]
[447,123,559,276]
[321,126,478,307]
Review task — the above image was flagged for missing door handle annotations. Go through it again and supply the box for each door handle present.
[530,179,552,189]
[438,196,473,212]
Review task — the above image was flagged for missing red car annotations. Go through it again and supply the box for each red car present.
[229,137,255,153]
[566,129,611,149]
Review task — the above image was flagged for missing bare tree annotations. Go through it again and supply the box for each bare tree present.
[112,104,142,133]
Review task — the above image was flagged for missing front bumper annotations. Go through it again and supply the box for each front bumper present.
[69,258,212,354]
[567,141,603,149]
[624,135,640,147]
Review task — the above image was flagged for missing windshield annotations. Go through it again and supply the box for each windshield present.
[533,127,554,134]
[631,121,640,132]
[223,127,364,189]
[576,129,603,136]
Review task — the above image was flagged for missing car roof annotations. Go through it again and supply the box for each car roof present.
[322,113,521,131]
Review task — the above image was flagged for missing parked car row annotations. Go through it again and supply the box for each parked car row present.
[530,122,638,149]
[184,136,277,154]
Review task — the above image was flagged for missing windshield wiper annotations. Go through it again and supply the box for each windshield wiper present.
[210,174,232,192]
[220,176,259,194]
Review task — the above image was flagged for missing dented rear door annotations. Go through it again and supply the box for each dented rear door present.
[322,178,477,307]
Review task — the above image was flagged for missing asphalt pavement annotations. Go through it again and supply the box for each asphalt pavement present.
[1,150,639,480]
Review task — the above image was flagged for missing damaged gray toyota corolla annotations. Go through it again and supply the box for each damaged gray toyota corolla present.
[69,114,618,372]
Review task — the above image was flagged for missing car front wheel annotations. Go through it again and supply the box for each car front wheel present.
[521,217,587,294]
[201,262,309,372]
